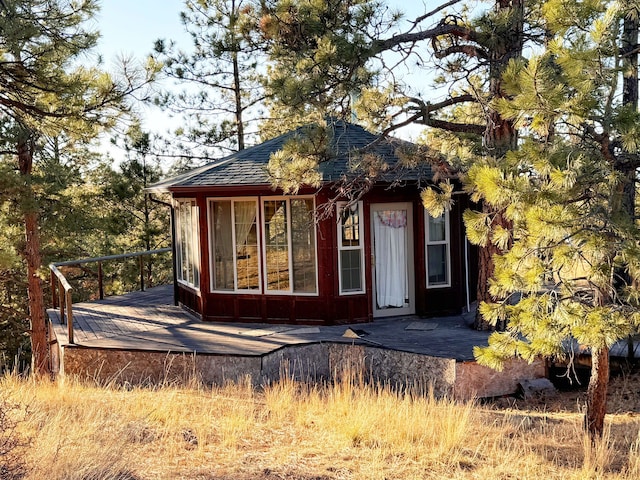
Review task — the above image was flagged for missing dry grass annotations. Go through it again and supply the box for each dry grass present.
[1,370,640,480]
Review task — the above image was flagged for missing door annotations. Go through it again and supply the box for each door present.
[370,202,415,317]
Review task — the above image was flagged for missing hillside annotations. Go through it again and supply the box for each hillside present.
[1,370,640,480]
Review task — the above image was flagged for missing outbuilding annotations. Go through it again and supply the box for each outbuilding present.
[148,119,478,324]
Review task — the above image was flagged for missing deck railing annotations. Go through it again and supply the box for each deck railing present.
[49,248,172,344]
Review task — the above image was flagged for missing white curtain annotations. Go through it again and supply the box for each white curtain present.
[212,201,233,289]
[234,201,256,249]
[189,203,200,287]
[374,210,408,308]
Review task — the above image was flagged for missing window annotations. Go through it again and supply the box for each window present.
[209,199,260,292]
[290,198,317,293]
[425,211,450,287]
[208,196,318,295]
[175,199,200,289]
[338,202,365,294]
[263,197,317,294]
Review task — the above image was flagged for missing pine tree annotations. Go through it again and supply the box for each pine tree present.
[0,0,156,374]
[0,136,108,369]
[259,0,386,134]
[102,125,171,291]
[472,0,640,438]
[154,0,265,157]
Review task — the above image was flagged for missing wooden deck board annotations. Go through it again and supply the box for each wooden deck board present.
[47,285,488,360]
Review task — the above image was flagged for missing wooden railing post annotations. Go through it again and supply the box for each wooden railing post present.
[98,261,104,300]
[139,256,145,292]
[66,288,74,344]
[51,269,57,309]
[59,281,65,325]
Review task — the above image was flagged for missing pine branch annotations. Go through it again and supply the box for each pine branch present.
[0,95,70,119]
[434,44,489,60]
[419,117,485,134]
[409,0,463,31]
[373,23,481,55]
[401,94,485,135]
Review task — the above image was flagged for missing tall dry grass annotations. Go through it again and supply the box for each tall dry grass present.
[1,371,639,479]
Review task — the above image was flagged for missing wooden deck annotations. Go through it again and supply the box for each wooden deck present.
[48,284,640,361]
[51,285,188,344]
[48,285,495,360]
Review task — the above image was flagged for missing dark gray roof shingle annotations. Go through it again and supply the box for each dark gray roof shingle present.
[148,119,433,192]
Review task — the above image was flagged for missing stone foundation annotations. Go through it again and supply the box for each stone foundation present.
[57,341,545,399]
[454,359,547,399]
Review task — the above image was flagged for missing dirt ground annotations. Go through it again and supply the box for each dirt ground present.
[491,363,640,414]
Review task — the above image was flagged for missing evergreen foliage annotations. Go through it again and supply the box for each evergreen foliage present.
[153,0,266,157]
[471,0,639,342]
[0,0,157,373]
[468,0,640,436]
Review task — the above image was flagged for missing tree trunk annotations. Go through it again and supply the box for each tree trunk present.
[586,346,609,438]
[475,206,512,330]
[143,157,153,287]
[622,13,638,113]
[233,51,245,151]
[17,135,49,375]
[231,0,245,151]
[620,10,638,357]
[475,235,493,329]
[473,0,523,330]
[620,10,638,225]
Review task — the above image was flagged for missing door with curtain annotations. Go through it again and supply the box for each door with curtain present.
[370,203,415,317]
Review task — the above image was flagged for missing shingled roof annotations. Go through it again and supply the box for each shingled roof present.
[148,119,433,193]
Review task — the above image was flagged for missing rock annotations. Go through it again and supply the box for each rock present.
[517,378,557,400]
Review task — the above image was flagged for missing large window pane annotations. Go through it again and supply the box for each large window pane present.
[340,250,362,291]
[427,244,448,285]
[211,201,234,290]
[234,201,259,290]
[190,208,200,288]
[179,202,190,281]
[264,200,290,291]
[176,199,200,289]
[291,199,317,293]
[210,199,259,291]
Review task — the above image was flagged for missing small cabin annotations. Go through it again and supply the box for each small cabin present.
[149,120,478,324]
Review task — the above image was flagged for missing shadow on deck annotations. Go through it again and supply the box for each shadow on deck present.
[48,285,546,399]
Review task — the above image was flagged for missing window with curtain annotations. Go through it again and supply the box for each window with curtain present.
[209,199,259,292]
[291,198,317,293]
[263,197,318,294]
[175,199,200,289]
[425,211,450,287]
[264,199,289,291]
[208,196,318,295]
[337,202,365,294]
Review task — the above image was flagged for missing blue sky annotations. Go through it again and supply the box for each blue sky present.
[95,0,446,142]
[96,0,188,62]
[96,0,442,66]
